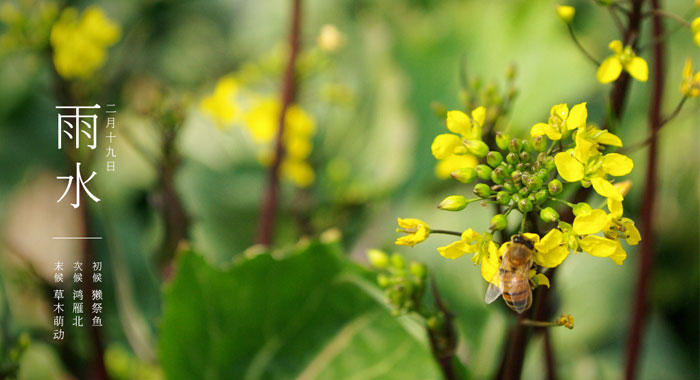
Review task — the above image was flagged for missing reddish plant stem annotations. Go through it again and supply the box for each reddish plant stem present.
[606,0,645,128]
[625,0,665,378]
[427,277,460,380]
[543,329,557,380]
[255,0,302,246]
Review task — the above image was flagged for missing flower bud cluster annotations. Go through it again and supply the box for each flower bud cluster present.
[367,250,427,316]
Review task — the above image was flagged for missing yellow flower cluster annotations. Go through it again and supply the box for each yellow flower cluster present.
[597,40,648,84]
[50,6,120,79]
[681,58,700,98]
[431,107,487,178]
[199,76,316,188]
[692,17,700,47]
[531,102,633,201]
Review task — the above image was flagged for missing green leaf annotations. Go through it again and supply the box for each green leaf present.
[158,243,441,380]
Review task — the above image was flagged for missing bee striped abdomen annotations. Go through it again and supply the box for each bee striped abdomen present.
[500,269,532,311]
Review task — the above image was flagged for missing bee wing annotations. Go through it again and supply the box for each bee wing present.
[484,272,503,304]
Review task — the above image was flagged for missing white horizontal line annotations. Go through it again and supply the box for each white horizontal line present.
[52,237,103,240]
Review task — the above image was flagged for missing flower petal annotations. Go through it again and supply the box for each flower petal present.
[555,152,585,182]
[597,56,623,84]
[624,57,649,82]
[608,243,627,265]
[573,209,608,235]
[607,197,624,219]
[622,218,641,245]
[431,134,461,159]
[534,245,569,268]
[437,240,470,259]
[602,153,634,176]
[446,110,472,136]
[521,232,540,245]
[591,177,623,201]
[532,273,550,288]
[535,229,563,251]
[530,122,549,138]
[609,40,623,53]
[579,235,618,257]
[480,241,501,284]
[471,106,486,127]
[597,131,623,147]
[567,102,587,130]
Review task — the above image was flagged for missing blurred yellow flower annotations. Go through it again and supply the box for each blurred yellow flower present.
[50,6,120,79]
[597,40,648,84]
[247,98,316,188]
[200,76,239,128]
[317,24,345,52]
[681,58,700,98]
[556,5,575,24]
[395,218,430,247]
[692,17,700,47]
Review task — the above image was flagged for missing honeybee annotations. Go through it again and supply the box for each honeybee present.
[484,234,534,313]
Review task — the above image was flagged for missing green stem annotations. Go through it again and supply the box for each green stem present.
[431,230,463,237]
[567,24,601,66]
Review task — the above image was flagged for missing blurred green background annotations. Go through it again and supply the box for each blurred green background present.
[0,0,698,379]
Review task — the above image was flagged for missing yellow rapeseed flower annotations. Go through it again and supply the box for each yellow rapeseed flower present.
[597,40,648,84]
[692,17,700,47]
[395,218,431,247]
[199,76,239,128]
[554,122,633,201]
[530,102,587,140]
[431,106,488,159]
[681,58,700,98]
[50,6,120,79]
[556,5,575,24]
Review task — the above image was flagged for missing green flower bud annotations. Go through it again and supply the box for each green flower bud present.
[486,151,503,167]
[506,63,517,80]
[495,132,510,150]
[511,170,522,182]
[537,169,550,183]
[527,193,536,203]
[491,167,505,185]
[476,164,492,180]
[489,214,508,231]
[540,207,560,222]
[367,249,389,269]
[544,156,555,171]
[521,140,533,153]
[438,195,468,211]
[520,172,531,185]
[519,186,530,197]
[516,162,525,171]
[533,160,542,171]
[377,273,390,287]
[430,101,448,118]
[427,315,440,330]
[391,253,406,270]
[527,176,543,191]
[503,182,516,193]
[533,136,547,152]
[519,151,531,163]
[409,261,427,279]
[548,179,563,195]
[534,189,548,203]
[451,167,477,183]
[496,191,511,205]
[465,140,489,157]
[512,193,522,203]
[572,202,592,216]
[518,198,534,213]
[474,183,491,198]
[506,152,519,165]
[508,138,522,153]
